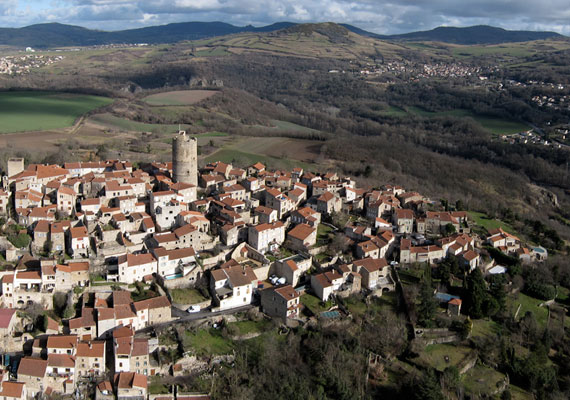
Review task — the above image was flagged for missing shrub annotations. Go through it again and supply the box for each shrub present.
[8,233,31,249]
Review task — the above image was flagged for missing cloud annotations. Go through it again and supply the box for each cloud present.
[0,0,17,16]
[1,0,569,35]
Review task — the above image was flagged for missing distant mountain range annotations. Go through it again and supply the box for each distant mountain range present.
[346,25,564,45]
[0,21,564,48]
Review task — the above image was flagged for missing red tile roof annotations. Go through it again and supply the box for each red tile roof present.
[0,381,25,398]
[0,308,16,329]
[18,357,48,378]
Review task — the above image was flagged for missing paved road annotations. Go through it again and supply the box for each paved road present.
[136,304,255,335]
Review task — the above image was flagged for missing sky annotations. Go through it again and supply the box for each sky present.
[0,0,569,35]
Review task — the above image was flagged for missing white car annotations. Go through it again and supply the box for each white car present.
[187,305,201,313]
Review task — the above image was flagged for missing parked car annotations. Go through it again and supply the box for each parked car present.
[187,305,201,313]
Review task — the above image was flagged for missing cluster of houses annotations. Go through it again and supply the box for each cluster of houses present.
[0,288,170,399]
[353,59,492,81]
[0,132,547,398]
[0,54,64,75]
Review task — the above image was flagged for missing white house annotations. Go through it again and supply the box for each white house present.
[248,222,285,253]
[210,265,258,310]
[117,253,158,284]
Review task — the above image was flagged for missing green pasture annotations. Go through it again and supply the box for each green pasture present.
[0,91,112,133]
[381,105,528,135]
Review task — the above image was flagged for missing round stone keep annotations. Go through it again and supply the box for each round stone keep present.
[172,131,197,186]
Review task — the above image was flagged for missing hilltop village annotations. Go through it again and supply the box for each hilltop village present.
[0,130,547,400]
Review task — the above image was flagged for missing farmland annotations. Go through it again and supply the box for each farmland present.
[204,136,324,170]
[387,106,529,135]
[0,91,112,133]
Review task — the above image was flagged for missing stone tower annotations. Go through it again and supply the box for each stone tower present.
[172,130,198,186]
[7,158,24,178]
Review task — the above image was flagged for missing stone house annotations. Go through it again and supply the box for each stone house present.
[260,285,301,321]
[399,239,444,264]
[17,357,48,398]
[291,207,321,227]
[0,381,27,400]
[114,372,147,400]
[0,308,18,337]
[117,253,158,284]
[0,189,9,215]
[56,186,76,217]
[50,221,70,253]
[210,265,257,311]
[352,258,391,291]
[316,191,342,215]
[287,223,317,251]
[254,206,278,224]
[248,222,285,254]
[152,247,197,278]
[68,226,89,258]
[265,188,293,218]
[393,208,414,234]
[310,271,343,301]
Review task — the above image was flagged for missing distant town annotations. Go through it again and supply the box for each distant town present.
[0,130,548,399]
[0,54,64,75]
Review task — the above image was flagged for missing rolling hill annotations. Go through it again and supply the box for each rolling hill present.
[381,25,564,45]
[0,21,564,48]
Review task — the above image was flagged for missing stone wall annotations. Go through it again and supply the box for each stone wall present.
[200,251,229,270]
[101,228,121,243]
[172,298,211,311]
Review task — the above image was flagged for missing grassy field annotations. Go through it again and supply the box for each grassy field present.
[194,47,231,57]
[470,319,501,339]
[143,90,219,106]
[148,376,171,395]
[344,293,398,318]
[204,145,314,170]
[461,364,506,396]
[556,286,570,307]
[268,119,320,133]
[0,91,112,133]
[414,344,473,372]
[196,131,229,137]
[510,384,534,400]
[228,319,272,336]
[468,211,517,234]
[406,107,528,135]
[301,293,333,315]
[183,328,234,356]
[380,106,409,117]
[205,149,286,168]
[507,292,549,327]
[316,224,334,246]
[451,44,536,58]
[475,116,530,135]
[170,288,208,305]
